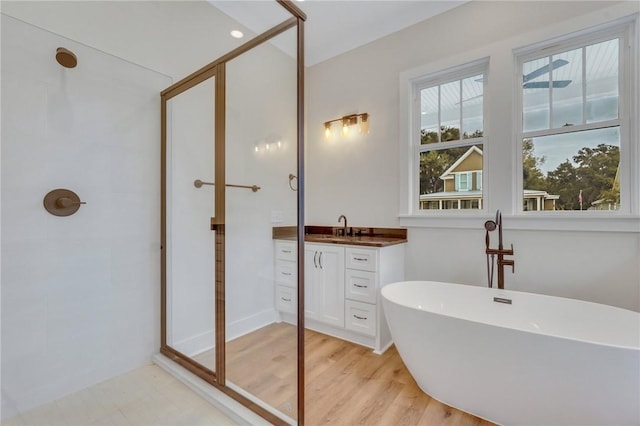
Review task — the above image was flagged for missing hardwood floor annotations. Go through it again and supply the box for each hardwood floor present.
[201,322,495,426]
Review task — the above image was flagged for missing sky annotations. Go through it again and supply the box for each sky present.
[529,126,619,175]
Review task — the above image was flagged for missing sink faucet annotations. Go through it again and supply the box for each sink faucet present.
[338,214,349,236]
[484,210,514,289]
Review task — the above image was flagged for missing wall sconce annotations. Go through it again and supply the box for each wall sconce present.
[254,137,283,153]
[324,113,369,139]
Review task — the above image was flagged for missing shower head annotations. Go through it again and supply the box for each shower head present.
[56,47,77,68]
[484,220,497,232]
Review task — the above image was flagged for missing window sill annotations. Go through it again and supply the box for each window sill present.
[398,213,640,233]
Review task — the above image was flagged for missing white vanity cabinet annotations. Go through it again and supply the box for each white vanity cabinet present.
[304,243,345,328]
[274,240,297,314]
[344,247,379,337]
[274,239,404,354]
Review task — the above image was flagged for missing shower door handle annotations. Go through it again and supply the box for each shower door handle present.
[210,217,224,231]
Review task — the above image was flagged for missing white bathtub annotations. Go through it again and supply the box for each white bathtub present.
[381,281,640,426]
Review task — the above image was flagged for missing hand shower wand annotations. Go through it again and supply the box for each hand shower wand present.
[484,218,497,288]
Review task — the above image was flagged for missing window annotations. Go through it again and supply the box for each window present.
[456,172,470,191]
[516,22,633,213]
[414,59,487,211]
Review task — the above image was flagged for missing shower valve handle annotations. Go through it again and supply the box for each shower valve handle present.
[56,197,87,208]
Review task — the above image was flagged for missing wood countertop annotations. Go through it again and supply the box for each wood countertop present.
[272,226,407,247]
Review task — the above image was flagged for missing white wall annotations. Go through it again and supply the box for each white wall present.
[0,14,170,418]
[1,0,298,418]
[306,1,640,311]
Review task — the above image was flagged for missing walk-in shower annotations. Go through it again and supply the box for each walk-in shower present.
[160,1,306,424]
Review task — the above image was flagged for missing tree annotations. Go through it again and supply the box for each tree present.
[522,138,547,191]
[573,144,620,207]
[419,126,483,194]
[547,161,579,210]
[545,143,619,210]
[420,150,449,194]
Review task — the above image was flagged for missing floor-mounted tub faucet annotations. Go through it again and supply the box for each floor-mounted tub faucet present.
[484,210,514,289]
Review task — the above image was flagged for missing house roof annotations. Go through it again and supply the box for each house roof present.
[440,145,483,180]
[420,190,482,200]
[420,189,559,201]
[524,189,559,200]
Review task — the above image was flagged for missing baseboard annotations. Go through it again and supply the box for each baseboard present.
[373,340,394,355]
[227,308,278,341]
[171,308,278,357]
[173,330,215,357]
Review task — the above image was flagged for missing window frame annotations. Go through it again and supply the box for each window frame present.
[399,14,637,232]
[513,18,637,216]
[410,58,489,215]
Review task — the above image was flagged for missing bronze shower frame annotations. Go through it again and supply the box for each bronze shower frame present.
[159,1,306,424]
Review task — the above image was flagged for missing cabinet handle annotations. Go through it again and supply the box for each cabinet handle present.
[281,297,292,302]
[319,251,323,269]
[354,283,368,288]
[353,314,368,320]
[282,250,292,254]
[282,272,292,276]
[313,251,318,268]
[353,257,368,262]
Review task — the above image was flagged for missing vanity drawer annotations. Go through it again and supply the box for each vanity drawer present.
[276,285,296,314]
[345,269,377,304]
[275,260,297,287]
[345,300,376,336]
[275,240,297,261]
[345,247,377,272]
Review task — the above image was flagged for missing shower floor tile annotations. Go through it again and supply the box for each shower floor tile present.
[2,364,237,426]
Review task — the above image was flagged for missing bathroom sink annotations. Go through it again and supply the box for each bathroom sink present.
[306,234,354,243]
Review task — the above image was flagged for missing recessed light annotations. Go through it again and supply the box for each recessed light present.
[230,30,243,39]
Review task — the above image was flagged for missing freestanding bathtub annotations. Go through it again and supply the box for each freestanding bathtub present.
[381,281,640,426]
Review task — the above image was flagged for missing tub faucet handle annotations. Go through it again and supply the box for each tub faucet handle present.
[503,259,515,273]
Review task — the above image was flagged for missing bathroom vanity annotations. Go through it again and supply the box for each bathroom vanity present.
[273,227,406,354]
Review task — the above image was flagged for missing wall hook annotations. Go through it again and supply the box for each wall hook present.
[288,173,298,191]
[43,189,86,216]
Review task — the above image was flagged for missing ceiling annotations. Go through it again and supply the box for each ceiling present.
[210,0,468,66]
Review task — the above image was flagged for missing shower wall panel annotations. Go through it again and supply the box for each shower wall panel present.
[0,15,170,418]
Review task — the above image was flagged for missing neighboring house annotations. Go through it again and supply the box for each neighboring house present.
[420,146,558,210]
[590,164,620,211]
[523,189,558,211]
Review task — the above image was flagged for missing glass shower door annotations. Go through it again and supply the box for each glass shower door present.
[224,25,298,422]
[163,74,217,377]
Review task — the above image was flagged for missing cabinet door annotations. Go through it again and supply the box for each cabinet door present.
[316,245,345,327]
[304,245,320,321]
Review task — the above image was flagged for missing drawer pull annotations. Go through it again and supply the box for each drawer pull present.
[282,250,292,254]
[353,314,368,320]
[281,297,292,302]
[282,272,292,276]
[353,257,368,262]
[354,283,368,288]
